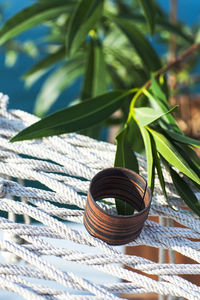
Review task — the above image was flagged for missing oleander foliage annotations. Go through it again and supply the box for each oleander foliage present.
[0,0,200,215]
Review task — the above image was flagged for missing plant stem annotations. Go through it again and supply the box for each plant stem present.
[169,0,177,62]
[168,0,178,107]
[127,43,200,121]
[144,43,200,90]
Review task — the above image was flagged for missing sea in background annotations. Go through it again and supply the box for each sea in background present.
[0,0,82,114]
[0,0,200,115]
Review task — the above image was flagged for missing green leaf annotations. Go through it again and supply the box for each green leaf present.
[125,117,144,153]
[157,18,194,44]
[139,126,154,190]
[81,39,107,100]
[138,0,155,35]
[149,128,200,185]
[66,0,103,55]
[114,126,139,215]
[166,130,200,149]
[185,146,200,170]
[34,58,83,117]
[150,74,168,104]
[146,90,181,131]
[23,47,66,87]
[107,64,126,89]
[182,146,200,173]
[134,106,178,127]
[81,38,107,138]
[151,138,168,200]
[0,0,74,45]
[105,46,148,86]
[110,16,161,71]
[170,142,200,178]
[115,127,139,173]
[5,50,18,67]
[169,167,200,217]
[166,132,200,179]
[10,90,133,142]
[115,13,193,43]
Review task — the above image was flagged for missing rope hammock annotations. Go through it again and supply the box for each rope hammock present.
[0,92,199,300]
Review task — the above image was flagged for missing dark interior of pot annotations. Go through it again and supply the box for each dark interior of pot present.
[90,168,148,212]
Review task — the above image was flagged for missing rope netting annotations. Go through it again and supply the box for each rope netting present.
[0,93,199,300]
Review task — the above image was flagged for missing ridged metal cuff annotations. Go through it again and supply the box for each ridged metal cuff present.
[84,167,152,245]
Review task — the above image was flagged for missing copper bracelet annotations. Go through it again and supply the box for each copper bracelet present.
[83,167,152,245]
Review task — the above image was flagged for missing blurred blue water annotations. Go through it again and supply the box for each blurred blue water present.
[0,0,199,113]
[0,0,81,113]
[159,0,200,26]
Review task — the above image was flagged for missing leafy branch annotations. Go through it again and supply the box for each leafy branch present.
[0,0,199,216]
[144,42,200,90]
[10,43,200,217]
[114,44,200,215]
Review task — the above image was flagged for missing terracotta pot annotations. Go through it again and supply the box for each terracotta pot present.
[84,167,152,245]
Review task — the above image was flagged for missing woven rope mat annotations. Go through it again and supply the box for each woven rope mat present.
[0,93,199,300]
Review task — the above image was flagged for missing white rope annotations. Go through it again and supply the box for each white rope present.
[0,93,199,300]
[0,276,47,300]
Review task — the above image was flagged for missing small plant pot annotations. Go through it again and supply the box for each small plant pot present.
[84,167,152,245]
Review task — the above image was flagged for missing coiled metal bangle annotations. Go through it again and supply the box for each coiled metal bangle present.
[84,167,152,245]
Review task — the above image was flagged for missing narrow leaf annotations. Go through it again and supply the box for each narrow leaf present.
[81,39,107,100]
[169,167,200,216]
[114,126,139,215]
[115,13,193,43]
[149,129,200,185]
[23,47,66,87]
[5,50,18,67]
[0,0,74,45]
[66,0,103,55]
[125,117,144,153]
[146,90,181,131]
[138,0,155,35]
[110,16,161,71]
[167,130,200,149]
[151,136,168,200]
[10,90,133,142]
[115,127,139,173]
[150,73,168,104]
[139,126,154,190]
[170,142,200,177]
[134,106,178,127]
[157,18,194,44]
[106,46,148,86]
[107,64,126,89]
[81,39,107,138]
[34,59,83,117]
